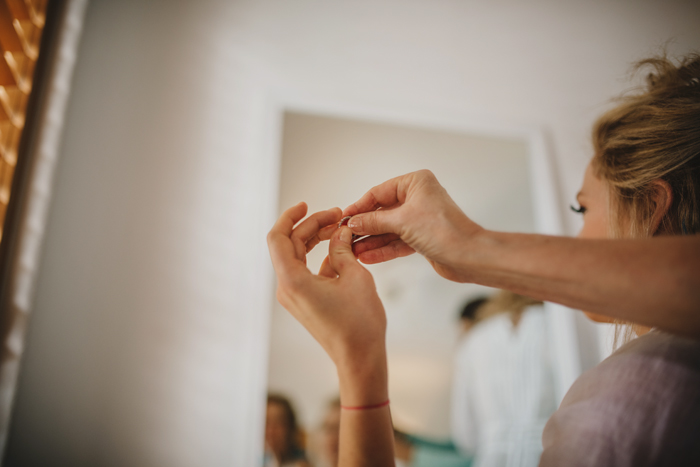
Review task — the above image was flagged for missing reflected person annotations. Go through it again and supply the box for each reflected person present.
[457,296,488,335]
[264,394,311,467]
[451,291,557,467]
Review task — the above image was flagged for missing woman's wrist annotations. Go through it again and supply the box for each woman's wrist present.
[445,220,492,283]
[336,345,389,407]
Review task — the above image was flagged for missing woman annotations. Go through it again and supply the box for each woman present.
[264,394,311,467]
[538,55,700,465]
[267,53,700,466]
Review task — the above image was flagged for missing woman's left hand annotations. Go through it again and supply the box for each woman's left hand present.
[267,202,389,406]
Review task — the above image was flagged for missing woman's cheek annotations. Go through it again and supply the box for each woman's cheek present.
[579,212,609,239]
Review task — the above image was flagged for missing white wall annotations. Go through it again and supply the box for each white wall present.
[6,1,278,466]
[6,0,700,465]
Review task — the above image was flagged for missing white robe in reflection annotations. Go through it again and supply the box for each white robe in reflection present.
[451,305,558,467]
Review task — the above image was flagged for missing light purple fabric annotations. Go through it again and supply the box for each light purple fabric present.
[540,330,700,466]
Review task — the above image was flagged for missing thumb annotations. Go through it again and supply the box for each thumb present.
[329,227,360,275]
[347,208,401,236]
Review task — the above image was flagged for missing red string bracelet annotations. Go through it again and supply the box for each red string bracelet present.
[340,399,390,411]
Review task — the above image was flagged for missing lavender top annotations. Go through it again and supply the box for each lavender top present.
[541,329,700,466]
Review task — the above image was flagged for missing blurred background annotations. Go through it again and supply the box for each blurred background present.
[1,0,699,466]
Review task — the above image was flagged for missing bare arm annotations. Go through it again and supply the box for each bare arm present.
[340,170,700,339]
[267,203,395,467]
[461,231,700,338]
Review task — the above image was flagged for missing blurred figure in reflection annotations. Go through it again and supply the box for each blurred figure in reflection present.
[314,398,341,467]
[458,296,489,335]
[264,394,311,467]
[393,429,414,467]
[451,291,557,467]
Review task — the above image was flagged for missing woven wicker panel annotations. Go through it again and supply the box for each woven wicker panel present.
[0,0,46,242]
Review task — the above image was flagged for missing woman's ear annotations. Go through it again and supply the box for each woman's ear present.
[649,179,673,235]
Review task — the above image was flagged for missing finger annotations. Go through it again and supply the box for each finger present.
[306,215,342,252]
[352,233,401,256]
[346,207,403,237]
[318,255,336,278]
[306,213,343,253]
[292,207,342,244]
[356,238,415,264]
[343,176,406,217]
[343,177,402,216]
[271,201,308,237]
[291,207,342,258]
[328,227,361,276]
[305,235,322,254]
[267,202,310,279]
[317,223,338,242]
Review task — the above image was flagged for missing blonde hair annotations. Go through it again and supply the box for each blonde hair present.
[476,290,543,326]
[592,52,700,345]
[592,53,700,238]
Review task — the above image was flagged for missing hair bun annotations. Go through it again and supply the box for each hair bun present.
[640,54,700,93]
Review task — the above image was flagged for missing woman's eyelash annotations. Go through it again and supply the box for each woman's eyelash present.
[570,204,587,214]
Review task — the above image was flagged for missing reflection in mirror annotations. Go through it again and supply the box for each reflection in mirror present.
[267,111,556,466]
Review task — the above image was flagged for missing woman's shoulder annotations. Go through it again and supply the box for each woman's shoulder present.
[611,329,700,366]
[577,330,700,392]
[540,330,700,466]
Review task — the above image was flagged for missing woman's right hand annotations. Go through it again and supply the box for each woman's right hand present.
[341,170,484,283]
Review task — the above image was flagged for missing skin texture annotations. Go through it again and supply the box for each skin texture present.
[267,203,395,467]
[267,168,700,467]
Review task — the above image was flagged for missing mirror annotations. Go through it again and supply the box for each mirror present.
[266,110,548,464]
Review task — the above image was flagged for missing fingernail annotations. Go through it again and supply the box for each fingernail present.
[347,216,360,229]
[340,227,352,244]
